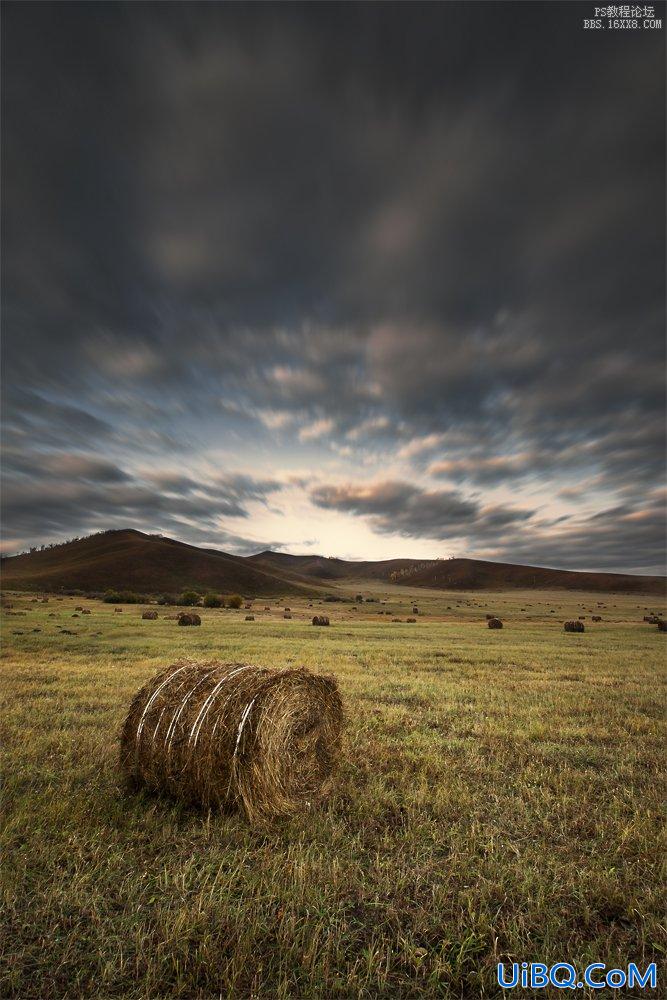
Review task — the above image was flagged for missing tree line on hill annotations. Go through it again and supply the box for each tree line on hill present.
[101,590,244,608]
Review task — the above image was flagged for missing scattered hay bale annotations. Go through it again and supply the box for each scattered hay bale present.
[406,617,417,623]
[81,609,91,615]
[312,615,329,626]
[283,613,292,620]
[391,618,402,623]
[564,621,585,633]
[412,606,419,615]
[355,594,363,603]
[264,606,270,611]
[142,610,158,620]
[75,606,83,611]
[244,604,252,610]
[592,615,602,622]
[245,615,255,621]
[178,612,201,627]
[487,617,503,629]
[284,607,291,612]
[114,608,123,613]
[119,660,343,824]
[71,614,79,618]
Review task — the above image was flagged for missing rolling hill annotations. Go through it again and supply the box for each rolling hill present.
[2,529,664,595]
[249,551,666,594]
[0,530,318,596]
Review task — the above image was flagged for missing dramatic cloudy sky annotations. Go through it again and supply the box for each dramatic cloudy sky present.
[2,2,665,572]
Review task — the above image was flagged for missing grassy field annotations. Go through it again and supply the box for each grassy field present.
[2,588,665,998]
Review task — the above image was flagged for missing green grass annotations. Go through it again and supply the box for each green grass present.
[2,589,665,998]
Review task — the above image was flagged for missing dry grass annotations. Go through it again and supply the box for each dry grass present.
[1,587,665,998]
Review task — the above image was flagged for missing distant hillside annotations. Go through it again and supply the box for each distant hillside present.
[0,530,318,596]
[250,551,666,595]
[2,530,664,595]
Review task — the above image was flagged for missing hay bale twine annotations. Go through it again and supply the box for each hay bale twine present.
[487,617,503,629]
[142,610,158,620]
[178,612,201,627]
[312,615,329,626]
[564,620,584,633]
[119,661,343,824]
[245,615,255,621]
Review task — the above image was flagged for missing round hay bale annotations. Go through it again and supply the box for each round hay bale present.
[283,613,292,619]
[264,606,270,611]
[406,617,417,623]
[657,620,667,632]
[178,612,201,627]
[81,609,91,615]
[119,661,343,824]
[284,607,291,612]
[142,610,158,620]
[592,615,602,622]
[312,615,329,626]
[75,606,83,611]
[564,620,584,633]
[487,617,503,629]
[114,608,123,613]
[245,615,255,621]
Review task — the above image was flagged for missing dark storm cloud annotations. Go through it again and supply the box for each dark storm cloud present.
[1,2,665,567]
[2,454,283,547]
[311,480,533,541]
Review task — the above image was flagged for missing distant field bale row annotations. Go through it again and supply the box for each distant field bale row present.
[119,661,343,824]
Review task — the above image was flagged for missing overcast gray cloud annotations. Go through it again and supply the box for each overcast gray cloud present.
[1,2,664,571]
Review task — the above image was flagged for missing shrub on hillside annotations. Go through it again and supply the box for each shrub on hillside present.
[179,591,200,607]
[227,594,243,609]
[103,590,147,604]
[203,593,223,608]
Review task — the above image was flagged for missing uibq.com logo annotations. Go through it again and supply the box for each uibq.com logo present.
[497,961,657,990]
